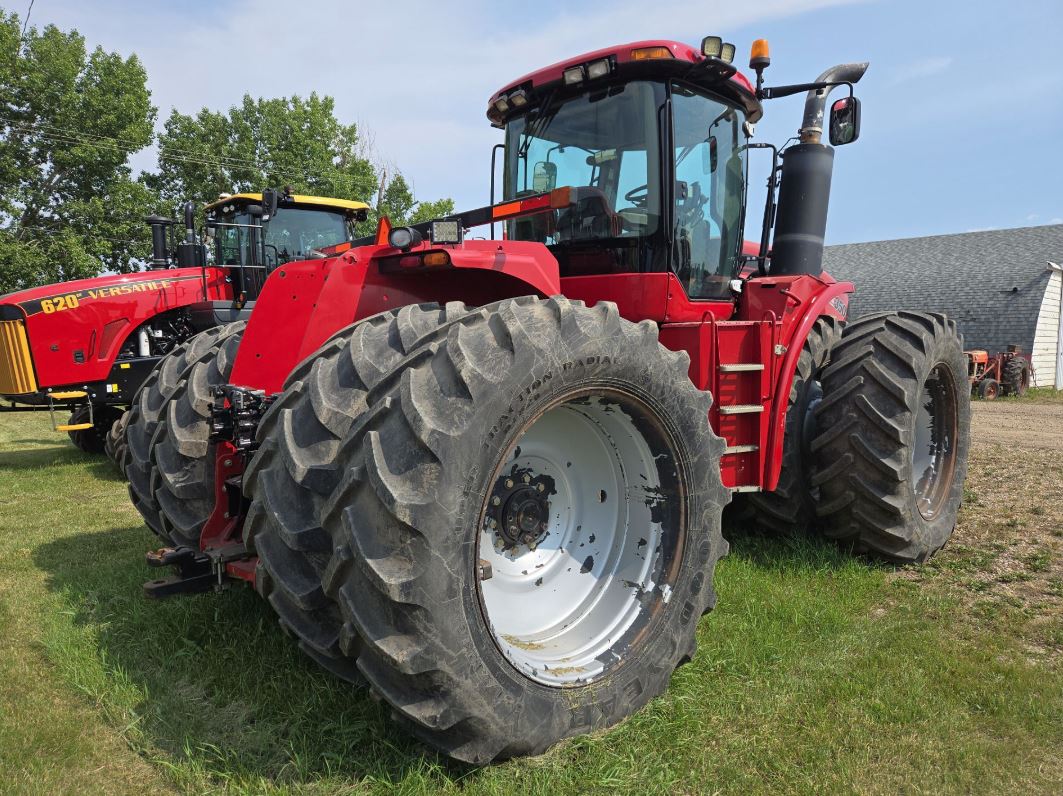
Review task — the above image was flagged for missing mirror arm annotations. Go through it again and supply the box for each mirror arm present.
[746,142,779,276]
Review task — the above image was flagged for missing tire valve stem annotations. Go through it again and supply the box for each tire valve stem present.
[478,559,494,581]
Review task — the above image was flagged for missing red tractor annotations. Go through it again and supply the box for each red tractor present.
[0,191,369,458]
[124,37,971,762]
[966,345,1032,399]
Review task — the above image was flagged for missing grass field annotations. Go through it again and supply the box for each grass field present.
[1,395,1061,795]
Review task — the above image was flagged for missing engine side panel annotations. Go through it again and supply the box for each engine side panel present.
[1,268,230,389]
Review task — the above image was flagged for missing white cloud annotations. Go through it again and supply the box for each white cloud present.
[887,55,953,86]
[35,0,864,210]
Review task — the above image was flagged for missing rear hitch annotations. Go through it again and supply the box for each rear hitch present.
[143,544,251,598]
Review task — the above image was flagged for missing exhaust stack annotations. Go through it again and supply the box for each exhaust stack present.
[769,62,868,277]
[146,215,172,269]
[175,201,204,269]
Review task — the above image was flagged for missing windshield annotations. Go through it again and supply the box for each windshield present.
[671,83,748,299]
[214,207,349,268]
[264,207,348,263]
[503,81,661,248]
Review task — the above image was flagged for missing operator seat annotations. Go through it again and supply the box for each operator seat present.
[555,187,622,242]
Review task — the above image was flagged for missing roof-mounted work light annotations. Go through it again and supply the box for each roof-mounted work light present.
[586,58,612,79]
[509,88,529,108]
[563,65,585,85]
[701,36,722,58]
[701,36,736,63]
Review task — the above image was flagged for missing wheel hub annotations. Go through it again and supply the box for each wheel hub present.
[489,472,552,547]
[476,393,684,687]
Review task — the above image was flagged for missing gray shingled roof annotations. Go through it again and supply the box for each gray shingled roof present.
[823,224,1062,354]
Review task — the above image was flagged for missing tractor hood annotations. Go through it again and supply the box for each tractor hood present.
[0,268,208,320]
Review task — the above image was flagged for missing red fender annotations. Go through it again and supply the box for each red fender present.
[229,239,561,393]
[757,273,852,491]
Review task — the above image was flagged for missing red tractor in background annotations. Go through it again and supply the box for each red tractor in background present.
[0,191,369,457]
[125,36,972,762]
[966,345,1032,399]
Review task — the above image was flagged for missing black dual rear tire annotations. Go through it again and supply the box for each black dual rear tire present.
[812,311,970,563]
[124,322,245,547]
[104,409,130,470]
[242,303,476,682]
[307,297,727,762]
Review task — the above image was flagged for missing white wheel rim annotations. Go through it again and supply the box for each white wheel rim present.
[477,393,679,686]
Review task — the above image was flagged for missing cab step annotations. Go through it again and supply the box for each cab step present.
[718,404,765,415]
[718,363,765,373]
[724,444,760,454]
[49,390,88,400]
[56,422,93,431]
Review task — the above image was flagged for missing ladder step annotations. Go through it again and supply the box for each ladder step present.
[719,363,765,373]
[50,390,88,400]
[57,423,93,431]
[718,404,765,415]
[730,485,761,493]
[724,444,760,454]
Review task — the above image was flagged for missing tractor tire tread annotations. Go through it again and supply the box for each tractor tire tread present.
[319,296,729,763]
[124,322,246,546]
[811,311,970,562]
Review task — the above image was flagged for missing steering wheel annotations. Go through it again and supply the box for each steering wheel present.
[624,184,648,210]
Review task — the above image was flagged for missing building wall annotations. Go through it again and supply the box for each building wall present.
[1032,267,1062,388]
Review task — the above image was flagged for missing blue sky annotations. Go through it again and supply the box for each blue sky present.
[17,0,1063,244]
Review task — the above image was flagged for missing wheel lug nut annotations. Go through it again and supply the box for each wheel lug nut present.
[522,473,531,484]
[491,496,501,506]
[489,518,498,529]
[505,478,514,489]
[536,482,545,492]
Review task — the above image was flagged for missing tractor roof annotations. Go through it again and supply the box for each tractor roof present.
[203,193,370,213]
[489,39,762,123]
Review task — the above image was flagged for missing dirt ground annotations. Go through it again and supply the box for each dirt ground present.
[971,399,1063,452]
[903,394,1063,656]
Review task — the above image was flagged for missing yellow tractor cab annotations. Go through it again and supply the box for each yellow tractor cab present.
[204,189,370,301]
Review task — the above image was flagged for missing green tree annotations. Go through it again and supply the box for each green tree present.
[151,96,452,231]
[377,173,455,227]
[148,93,378,212]
[0,11,157,293]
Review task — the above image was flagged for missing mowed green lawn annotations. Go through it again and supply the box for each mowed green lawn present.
[1,405,1060,795]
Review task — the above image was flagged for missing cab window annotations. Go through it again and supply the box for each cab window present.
[670,83,748,299]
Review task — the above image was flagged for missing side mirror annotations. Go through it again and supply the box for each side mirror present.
[261,188,280,220]
[829,96,861,146]
[702,136,719,173]
[533,161,557,193]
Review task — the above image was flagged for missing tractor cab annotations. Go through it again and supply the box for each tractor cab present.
[203,191,369,300]
[496,43,759,301]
